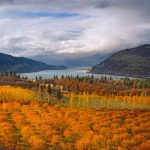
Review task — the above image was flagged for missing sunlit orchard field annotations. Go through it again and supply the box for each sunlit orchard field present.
[0,86,150,149]
[1,101,150,150]
[66,93,150,109]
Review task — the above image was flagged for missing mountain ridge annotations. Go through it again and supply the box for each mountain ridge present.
[0,52,67,73]
[91,44,150,78]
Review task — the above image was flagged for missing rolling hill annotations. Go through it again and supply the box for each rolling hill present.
[91,44,150,78]
[0,53,67,73]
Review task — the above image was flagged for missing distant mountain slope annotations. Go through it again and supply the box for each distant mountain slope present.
[32,52,111,67]
[91,44,150,78]
[0,53,67,73]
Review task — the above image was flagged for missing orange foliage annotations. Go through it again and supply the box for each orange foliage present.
[29,135,46,150]
[0,100,150,149]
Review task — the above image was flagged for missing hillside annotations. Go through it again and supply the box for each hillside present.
[0,53,67,73]
[91,44,150,78]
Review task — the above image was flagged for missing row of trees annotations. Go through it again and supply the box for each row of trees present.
[0,70,17,77]
[32,75,150,99]
[53,76,150,97]
[53,75,150,89]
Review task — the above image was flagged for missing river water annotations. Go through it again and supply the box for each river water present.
[20,67,129,80]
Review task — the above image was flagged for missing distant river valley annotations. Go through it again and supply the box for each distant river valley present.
[20,67,133,80]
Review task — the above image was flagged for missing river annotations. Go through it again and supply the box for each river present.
[20,67,132,80]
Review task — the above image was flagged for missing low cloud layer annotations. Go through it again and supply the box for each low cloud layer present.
[0,0,150,58]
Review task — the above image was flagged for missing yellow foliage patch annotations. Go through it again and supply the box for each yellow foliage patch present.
[0,85,38,103]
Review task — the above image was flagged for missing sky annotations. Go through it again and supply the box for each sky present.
[0,0,150,58]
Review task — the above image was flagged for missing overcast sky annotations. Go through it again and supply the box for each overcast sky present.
[0,0,150,57]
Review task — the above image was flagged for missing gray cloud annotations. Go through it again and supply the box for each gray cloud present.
[0,0,14,5]
[95,1,113,9]
[0,0,150,59]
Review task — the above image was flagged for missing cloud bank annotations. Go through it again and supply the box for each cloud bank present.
[0,0,150,57]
